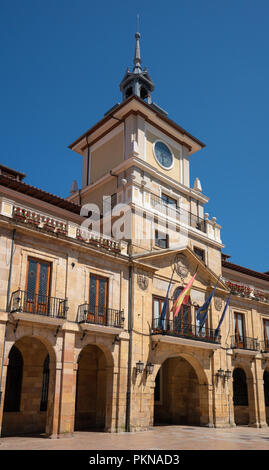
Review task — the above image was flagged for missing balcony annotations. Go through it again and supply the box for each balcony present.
[260,340,269,353]
[231,335,259,352]
[151,319,221,349]
[77,304,124,334]
[9,289,68,324]
[150,194,206,233]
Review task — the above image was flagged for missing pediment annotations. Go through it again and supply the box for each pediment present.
[133,246,228,294]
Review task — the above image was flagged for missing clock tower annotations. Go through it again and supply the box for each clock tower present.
[68,30,223,272]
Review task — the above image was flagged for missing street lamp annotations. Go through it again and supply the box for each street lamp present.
[135,360,144,374]
[146,362,154,375]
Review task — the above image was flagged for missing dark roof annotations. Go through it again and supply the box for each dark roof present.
[0,174,81,215]
[0,164,26,181]
[69,95,206,150]
[222,260,269,282]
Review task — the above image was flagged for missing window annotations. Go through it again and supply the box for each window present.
[263,319,269,347]
[194,246,205,262]
[4,346,23,412]
[25,258,51,314]
[171,286,192,335]
[161,194,177,207]
[89,274,108,324]
[155,230,169,249]
[234,313,245,346]
[153,296,168,330]
[40,355,50,412]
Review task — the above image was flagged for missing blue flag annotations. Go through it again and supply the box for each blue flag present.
[214,294,231,339]
[196,279,219,332]
[160,268,175,330]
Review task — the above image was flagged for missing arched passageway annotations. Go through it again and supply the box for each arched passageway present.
[154,356,209,426]
[233,367,249,425]
[2,336,55,436]
[75,344,112,431]
[264,370,269,425]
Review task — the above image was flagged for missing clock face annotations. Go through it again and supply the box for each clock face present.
[154,141,173,169]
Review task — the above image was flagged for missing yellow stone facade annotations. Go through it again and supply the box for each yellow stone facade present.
[0,89,268,439]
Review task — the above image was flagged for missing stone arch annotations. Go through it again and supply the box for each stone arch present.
[153,351,210,426]
[152,351,209,385]
[2,335,57,437]
[74,342,114,432]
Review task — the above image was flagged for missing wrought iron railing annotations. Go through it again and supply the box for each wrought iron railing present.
[9,289,68,319]
[260,340,269,353]
[152,318,221,344]
[77,303,124,328]
[231,335,259,351]
[150,194,206,233]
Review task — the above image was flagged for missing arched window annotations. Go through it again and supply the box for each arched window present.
[233,368,248,406]
[264,370,269,407]
[125,87,133,99]
[140,86,148,101]
[40,355,50,412]
[4,345,23,412]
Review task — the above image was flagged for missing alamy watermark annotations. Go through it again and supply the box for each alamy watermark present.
[79,196,189,250]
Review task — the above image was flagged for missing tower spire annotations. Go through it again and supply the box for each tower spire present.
[120,23,154,103]
[133,32,142,73]
[133,15,142,73]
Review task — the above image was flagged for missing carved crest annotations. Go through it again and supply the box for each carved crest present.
[137,274,149,291]
[214,296,223,311]
[174,254,189,280]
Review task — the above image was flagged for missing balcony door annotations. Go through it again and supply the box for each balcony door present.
[264,320,269,350]
[153,296,168,331]
[89,274,108,325]
[25,258,51,314]
[234,312,245,348]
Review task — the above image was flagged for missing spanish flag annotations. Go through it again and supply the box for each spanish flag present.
[171,268,198,318]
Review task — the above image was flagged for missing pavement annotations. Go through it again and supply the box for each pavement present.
[0,425,269,450]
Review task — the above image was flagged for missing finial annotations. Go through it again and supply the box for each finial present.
[133,15,142,73]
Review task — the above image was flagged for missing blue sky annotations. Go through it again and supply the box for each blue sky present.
[1,0,268,272]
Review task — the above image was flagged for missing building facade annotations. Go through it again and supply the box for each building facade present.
[0,33,268,437]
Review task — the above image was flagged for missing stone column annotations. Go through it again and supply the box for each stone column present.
[45,362,62,438]
[200,383,213,427]
[247,375,260,428]
[253,359,268,428]
[58,328,76,436]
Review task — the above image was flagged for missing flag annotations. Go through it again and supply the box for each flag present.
[160,267,175,330]
[172,268,198,318]
[214,294,231,339]
[196,278,219,332]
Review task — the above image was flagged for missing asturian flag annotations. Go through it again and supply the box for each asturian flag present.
[214,293,231,339]
[196,278,219,332]
[160,267,175,331]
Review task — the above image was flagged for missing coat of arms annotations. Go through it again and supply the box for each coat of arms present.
[174,254,189,280]
[137,274,149,291]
